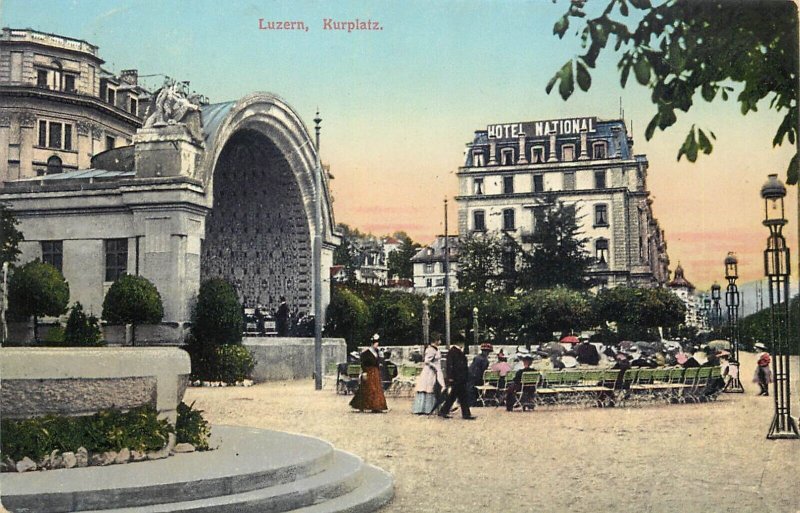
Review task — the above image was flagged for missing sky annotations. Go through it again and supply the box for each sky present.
[3,0,797,292]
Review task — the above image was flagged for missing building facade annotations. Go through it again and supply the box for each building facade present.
[456,116,670,288]
[0,28,148,182]
[411,235,459,296]
[667,264,707,330]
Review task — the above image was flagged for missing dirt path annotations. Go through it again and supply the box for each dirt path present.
[185,352,800,513]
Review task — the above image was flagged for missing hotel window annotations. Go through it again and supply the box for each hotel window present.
[36,69,48,88]
[533,174,544,193]
[502,208,515,231]
[594,170,607,189]
[130,97,139,115]
[46,155,63,175]
[595,239,609,265]
[436,278,445,286]
[424,263,434,274]
[105,238,128,282]
[473,151,485,167]
[38,120,73,150]
[41,241,63,273]
[107,88,116,106]
[563,171,575,190]
[473,210,486,231]
[593,142,608,159]
[64,74,76,93]
[562,144,575,162]
[503,176,514,194]
[501,148,514,166]
[594,204,609,227]
[473,178,484,195]
[106,135,116,151]
[440,262,446,273]
[426,278,432,288]
[531,146,545,163]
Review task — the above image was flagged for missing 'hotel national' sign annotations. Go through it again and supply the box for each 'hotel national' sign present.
[487,117,597,140]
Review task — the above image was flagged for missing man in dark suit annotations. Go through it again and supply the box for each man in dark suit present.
[438,342,476,420]
[276,296,289,336]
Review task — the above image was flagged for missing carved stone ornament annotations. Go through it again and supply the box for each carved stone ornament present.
[143,78,203,142]
[76,120,91,136]
[19,111,37,128]
[0,111,12,127]
[91,125,103,140]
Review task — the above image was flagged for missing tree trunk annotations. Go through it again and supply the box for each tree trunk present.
[131,323,136,347]
[32,314,38,344]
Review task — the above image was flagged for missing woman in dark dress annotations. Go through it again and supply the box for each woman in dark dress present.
[349,334,388,412]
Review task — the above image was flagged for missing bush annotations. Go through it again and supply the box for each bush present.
[175,401,211,450]
[7,260,70,343]
[325,286,369,352]
[191,278,243,346]
[214,344,255,384]
[43,326,65,345]
[1,406,173,462]
[102,275,163,345]
[63,302,104,346]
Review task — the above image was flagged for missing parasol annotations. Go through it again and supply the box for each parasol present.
[560,335,580,344]
[707,340,731,351]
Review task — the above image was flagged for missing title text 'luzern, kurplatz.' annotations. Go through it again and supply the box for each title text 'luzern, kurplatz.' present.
[323,18,383,32]
[488,117,598,140]
[258,19,309,32]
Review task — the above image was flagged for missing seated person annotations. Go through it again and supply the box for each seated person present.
[575,340,600,366]
[380,351,399,390]
[505,354,538,411]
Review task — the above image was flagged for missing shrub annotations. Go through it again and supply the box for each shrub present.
[43,326,65,345]
[1,406,173,462]
[63,302,104,346]
[214,344,255,384]
[325,286,369,352]
[175,401,211,450]
[7,260,70,343]
[191,278,243,346]
[102,275,163,345]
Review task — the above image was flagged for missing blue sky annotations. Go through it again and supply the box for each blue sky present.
[3,0,796,288]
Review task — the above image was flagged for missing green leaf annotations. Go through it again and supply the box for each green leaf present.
[644,113,659,140]
[701,83,716,102]
[558,60,575,100]
[721,89,729,101]
[633,57,650,85]
[786,152,798,185]
[620,60,632,87]
[554,14,569,37]
[697,129,713,154]
[546,74,558,95]
[629,0,652,8]
[677,127,698,162]
[576,60,592,91]
[619,0,629,16]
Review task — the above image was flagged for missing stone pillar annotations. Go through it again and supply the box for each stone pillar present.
[579,131,589,160]
[488,141,497,166]
[18,112,36,179]
[91,124,103,157]
[517,135,528,164]
[547,133,558,162]
[76,121,92,169]
[0,113,11,182]
[134,126,204,179]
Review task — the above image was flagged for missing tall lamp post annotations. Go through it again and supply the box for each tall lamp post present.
[724,252,744,393]
[422,298,430,347]
[711,283,722,331]
[703,297,711,331]
[760,174,799,439]
[472,307,479,353]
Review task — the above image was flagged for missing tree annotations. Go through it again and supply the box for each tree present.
[324,285,370,352]
[1,204,24,266]
[7,260,69,343]
[456,232,506,293]
[191,278,243,346]
[332,236,357,285]
[368,289,422,345]
[102,274,163,346]
[548,0,798,182]
[63,302,103,346]
[517,287,594,343]
[520,200,593,290]
[594,286,685,340]
[386,233,421,280]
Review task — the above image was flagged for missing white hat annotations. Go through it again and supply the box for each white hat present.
[754,342,767,351]
[372,333,380,341]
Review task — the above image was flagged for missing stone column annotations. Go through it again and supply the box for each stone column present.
[18,112,36,179]
[488,140,497,165]
[76,121,92,169]
[547,133,558,162]
[579,131,589,160]
[517,135,528,164]
[91,124,103,157]
[0,113,11,182]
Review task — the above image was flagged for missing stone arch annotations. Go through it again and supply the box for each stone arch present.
[198,93,337,314]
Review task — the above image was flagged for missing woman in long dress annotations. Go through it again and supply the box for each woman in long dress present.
[349,335,388,412]
[412,339,445,414]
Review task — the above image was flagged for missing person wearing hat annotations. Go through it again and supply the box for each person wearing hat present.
[505,353,537,411]
[438,341,476,419]
[753,343,772,396]
[468,342,493,406]
[349,334,388,413]
[412,333,445,414]
[575,339,600,366]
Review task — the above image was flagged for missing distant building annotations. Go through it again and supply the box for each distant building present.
[0,28,149,182]
[382,236,402,261]
[411,235,459,295]
[455,116,670,288]
[667,264,706,329]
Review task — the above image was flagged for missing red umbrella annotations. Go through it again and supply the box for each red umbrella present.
[560,335,579,344]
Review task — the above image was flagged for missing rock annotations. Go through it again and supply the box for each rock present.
[16,457,37,473]
[62,452,77,469]
[166,433,177,453]
[147,433,177,460]
[172,443,195,453]
[49,449,63,469]
[91,451,116,466]
[130,450,147,462]
[1,457,16,473]
[76,447,89,468]
[115,448,131,464]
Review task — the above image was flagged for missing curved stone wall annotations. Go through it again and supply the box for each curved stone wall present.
[0,347,191,422]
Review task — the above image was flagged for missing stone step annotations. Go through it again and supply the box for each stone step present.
[88,449,366,513]
[289,464,394,513]
[1,426,334,512]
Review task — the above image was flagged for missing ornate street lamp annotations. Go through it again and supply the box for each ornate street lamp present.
[422,298,430,347]
[472,307,479,353]
[703,297,711,331]
[711,282,722,330]
[724,252,743,393]
[761,174,799,439]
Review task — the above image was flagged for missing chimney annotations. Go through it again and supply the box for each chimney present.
[120,69,138,85]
